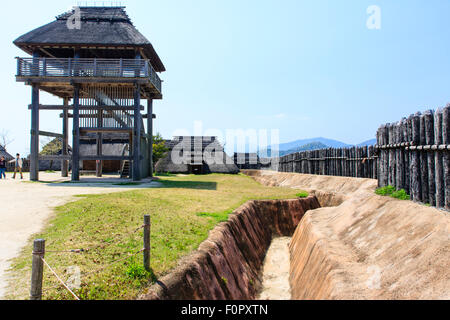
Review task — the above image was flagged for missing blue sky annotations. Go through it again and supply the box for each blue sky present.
[1,0,450,155]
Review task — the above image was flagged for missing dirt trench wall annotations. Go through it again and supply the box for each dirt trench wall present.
[140,197,320,300]
[244,170,450,300]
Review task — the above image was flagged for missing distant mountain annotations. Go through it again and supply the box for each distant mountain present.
[357,139,377,146]
[277,137,351,151]
[259,137,350,157]
[276,142,328,156]
[258,137,377,157]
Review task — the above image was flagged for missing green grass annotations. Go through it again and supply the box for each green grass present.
[6,174,302,300]
[296,191,309,198]
[375,185,411,200]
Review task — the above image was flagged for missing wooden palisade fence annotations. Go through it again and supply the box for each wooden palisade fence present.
[376,106,449,210]
[277,146,378,180]
[276,105,449,210]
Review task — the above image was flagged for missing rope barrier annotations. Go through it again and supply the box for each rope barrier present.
[36,218,150,299]
[42,249,145,294]
[41,257,81,300]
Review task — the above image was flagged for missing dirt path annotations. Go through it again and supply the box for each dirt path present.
[258,237,292,300]
[0,172,161,299]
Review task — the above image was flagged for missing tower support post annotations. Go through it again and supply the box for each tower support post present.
[61,98,69,177]
[71,84,80,181]
[30,84,40,181]
[147,99,154,177]
[132,83,141,181]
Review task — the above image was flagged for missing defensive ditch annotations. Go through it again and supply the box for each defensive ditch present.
[140,197,321,300]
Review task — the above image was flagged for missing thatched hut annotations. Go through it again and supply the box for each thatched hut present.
[39,138,72,171]
[156,137,239,174]
[0,146,13,161]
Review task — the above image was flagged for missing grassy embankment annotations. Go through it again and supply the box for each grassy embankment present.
[6,174,302,300]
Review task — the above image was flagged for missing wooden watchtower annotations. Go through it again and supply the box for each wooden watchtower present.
[13,6,165,181]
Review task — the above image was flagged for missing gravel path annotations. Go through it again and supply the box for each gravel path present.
[0,172,160,299]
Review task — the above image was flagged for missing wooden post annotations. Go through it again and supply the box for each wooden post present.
[132,83,141,181]
[62,98,69,177]
[442,105,450,210]
[96,108,103,178]
[403,118,411,194]
[381,125,389,186]
[399,120,405,189]
[419,113,429,203]
[147,99,154,177]
[32,50,40,76]
[72,84,80,181]
[411,113,422,202]
[134,51,141,78]
[387,123,395,186]
[143,215,151,271]
[73,50,80,77]
[434,108,444,208]
[30,84,40,181]
[30,239,45,300]
[424,110,435,206]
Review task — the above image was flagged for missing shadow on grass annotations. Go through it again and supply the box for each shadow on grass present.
[158,180,217,191]
[33,179,162,189]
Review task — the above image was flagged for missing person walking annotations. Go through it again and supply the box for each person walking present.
[11,153,23,179]
[0,156,6,179]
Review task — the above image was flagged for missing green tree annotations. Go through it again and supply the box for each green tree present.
[40,138,62,155]
[152,133,168,166]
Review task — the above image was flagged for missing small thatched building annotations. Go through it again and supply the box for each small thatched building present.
[156,137,239,174]
[0,146,13,161]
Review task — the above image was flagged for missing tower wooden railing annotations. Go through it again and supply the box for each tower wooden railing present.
[16,57,162,94]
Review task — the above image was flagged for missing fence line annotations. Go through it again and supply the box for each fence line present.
[41,257,81,300]
[376,107,449,210]
[30,215,151,300]
[276,146,378,179]
[274,106,449,210]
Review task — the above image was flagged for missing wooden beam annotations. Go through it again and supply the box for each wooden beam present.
[39,131,63,139]
[30,104,145,111]
[142,114,157,119]
[80,128,132,134]
[79,155,133,161]
[17,76,152,85]
[37,47,56,58]
[39,155,71,161]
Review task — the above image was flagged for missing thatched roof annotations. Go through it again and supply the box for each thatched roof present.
[156,136,239,174]
[40,138,72,156]
[14,6,165,72]
[164,137,221,151]
[0,146,13,161]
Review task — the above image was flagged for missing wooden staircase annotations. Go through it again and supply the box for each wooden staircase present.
[120,160,130,178]
[120,144,131,178]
